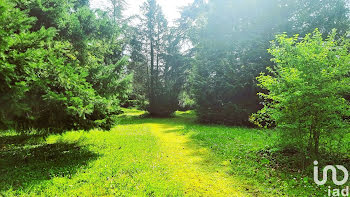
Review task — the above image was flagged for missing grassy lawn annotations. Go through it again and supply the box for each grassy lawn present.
[0,123,183,196]
[0,109,332,196]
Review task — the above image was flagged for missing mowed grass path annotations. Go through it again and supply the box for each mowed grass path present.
[150,123,245,196]
[1,109,319,196]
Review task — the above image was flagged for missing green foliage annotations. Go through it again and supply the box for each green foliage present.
[189,0,280,125]
[0,0,87,129]
[0,0,131,130]
[290,0,350,36]
[188,0,350,126]
[178,91,195,111]
[252,29,350,156]
[192,49,260,125]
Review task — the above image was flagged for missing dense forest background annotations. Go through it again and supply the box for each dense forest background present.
[1,0,350,159]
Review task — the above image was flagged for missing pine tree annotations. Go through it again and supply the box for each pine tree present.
[129,0,188,116]
[0,0,132,130]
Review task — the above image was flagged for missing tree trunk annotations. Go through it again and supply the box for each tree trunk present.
[156,26,160,89]
[150,37,155,109]
[314,130,320,157]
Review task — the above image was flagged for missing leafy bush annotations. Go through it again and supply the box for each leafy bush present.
[178,91,195,111]
[251,29,350,157]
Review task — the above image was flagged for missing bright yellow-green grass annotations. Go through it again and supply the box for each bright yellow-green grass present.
[1,124,184,196]
[0,109,322,196]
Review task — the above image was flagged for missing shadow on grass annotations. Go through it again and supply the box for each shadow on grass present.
[0,133,47,146]
[0,133,98,193]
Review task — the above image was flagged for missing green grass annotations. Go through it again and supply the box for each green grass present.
[0,124,183,196]
[116,110,327,196]
[177,121,318,196]
[0,109,343,196]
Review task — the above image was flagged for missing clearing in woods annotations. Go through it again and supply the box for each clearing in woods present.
[1,109,286,196]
